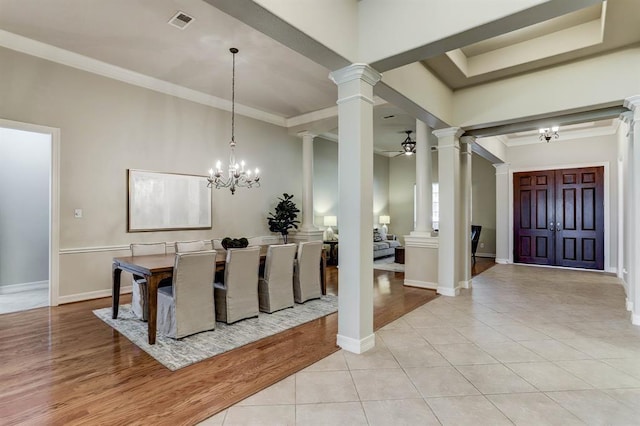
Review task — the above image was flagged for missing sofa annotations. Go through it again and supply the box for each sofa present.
[373,232,401,259]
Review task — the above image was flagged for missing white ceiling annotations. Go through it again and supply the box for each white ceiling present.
[0,0,637,153]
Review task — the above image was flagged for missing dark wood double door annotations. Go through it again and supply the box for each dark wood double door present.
[514,166,604,270]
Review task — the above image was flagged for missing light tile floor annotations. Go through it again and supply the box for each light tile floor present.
[199,264,640,425]
[0,287,48,314]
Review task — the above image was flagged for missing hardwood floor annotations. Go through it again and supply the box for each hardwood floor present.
[0,267,437,425]
[472,256,496,277]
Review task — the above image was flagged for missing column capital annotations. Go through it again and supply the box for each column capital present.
[297,131,317,140]
[624,95,640,113]
[493,163,510,175]
[433,127,464,140]
[460,135,476,145]
[329,63,382,87]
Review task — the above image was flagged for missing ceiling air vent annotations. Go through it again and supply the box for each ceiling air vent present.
[168,11,195,30]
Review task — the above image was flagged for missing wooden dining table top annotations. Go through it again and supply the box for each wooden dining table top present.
[113,245,270,275]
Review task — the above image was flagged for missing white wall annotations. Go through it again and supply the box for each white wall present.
[0,47,303,298]
[0,127,50,286]
[504,133,618,271]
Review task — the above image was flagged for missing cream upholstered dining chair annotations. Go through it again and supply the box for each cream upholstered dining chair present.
[156,250,217,339]
[130,242,167,320]
[175,240,210,253]
[293,241,323,303]
[258,243,297,313]
[214,246,260,324]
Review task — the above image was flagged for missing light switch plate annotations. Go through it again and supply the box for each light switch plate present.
[74,209,82,218]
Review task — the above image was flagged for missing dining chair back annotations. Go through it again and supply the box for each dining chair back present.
[157,250,217,339]
[258,243,297,313]
[293,241,323,303]
[175,240,210,253]
[130,242,167,320]
[214,246,260,323]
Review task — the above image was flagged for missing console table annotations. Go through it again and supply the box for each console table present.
[394,246,405,264]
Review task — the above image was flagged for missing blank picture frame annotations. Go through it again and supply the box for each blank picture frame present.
[127,169,212,232]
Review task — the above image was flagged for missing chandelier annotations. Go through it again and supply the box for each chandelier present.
[207,48,260,195]
[539,126,559,142]
[401,130,416,155]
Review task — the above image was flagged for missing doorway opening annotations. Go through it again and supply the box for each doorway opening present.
[0,120,59,313]
[513,166,605,270]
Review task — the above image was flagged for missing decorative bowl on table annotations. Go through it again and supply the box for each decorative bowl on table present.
[221,237,249,249]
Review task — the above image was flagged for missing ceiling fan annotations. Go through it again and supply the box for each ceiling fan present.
[381,130,416,157]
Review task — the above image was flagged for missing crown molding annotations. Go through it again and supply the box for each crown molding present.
[0,29,287,127]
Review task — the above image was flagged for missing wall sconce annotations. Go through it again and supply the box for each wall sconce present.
[539,126,559,142]
[323,215,337,241]
[379,215,390,234]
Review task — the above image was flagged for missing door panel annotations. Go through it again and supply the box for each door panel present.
[513,170,555,265]
[513,166,604,270]
[554,167,604,269]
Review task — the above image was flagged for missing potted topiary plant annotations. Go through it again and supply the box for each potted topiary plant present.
[267,193,300,244]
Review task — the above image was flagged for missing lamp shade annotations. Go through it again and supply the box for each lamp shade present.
[324,215,337,227]
[379,215,390,225]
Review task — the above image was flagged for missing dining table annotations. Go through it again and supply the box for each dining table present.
[112,245,327,345]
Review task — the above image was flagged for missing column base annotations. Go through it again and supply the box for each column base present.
[437,286,461,297]
[459,279,472,289]
[292,230,324,242]
[404,279,438,290]
[495,258,510,264]
[337,333,375,354]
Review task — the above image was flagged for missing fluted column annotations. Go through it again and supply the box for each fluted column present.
[329,63,382,353]
[433,127,464,296]
[459,137,473,289]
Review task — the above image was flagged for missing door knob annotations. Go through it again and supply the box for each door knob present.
[556,222,562,231]
[549,221,554,231]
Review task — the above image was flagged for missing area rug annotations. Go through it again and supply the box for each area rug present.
[373,256,405,272]
[93,295,338,371]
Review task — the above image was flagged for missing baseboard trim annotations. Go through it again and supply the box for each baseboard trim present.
[403,279,438,290]
[0,280,48,294]
[626,298,634,312]
[495,258,510,264]
[633,313,640,326]
[475,252,496,258]
[437,286,461,297]
[58,285,132,304]
[337,333,375,354]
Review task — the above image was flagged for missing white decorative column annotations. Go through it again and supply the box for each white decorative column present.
[329,63,381,353]
[404,119,438,290]
[433,127,463,296]
[295,131,323,242]
[459,137,473,289]
[413,119,434,236]
[494,163,510,264]
[619,110,634,312]
[624,95,640,325]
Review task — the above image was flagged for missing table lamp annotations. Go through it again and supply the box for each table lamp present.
[379,215,390,234]
[324,215,337,241]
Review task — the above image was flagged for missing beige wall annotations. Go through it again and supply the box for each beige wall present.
[471,153,497,256]
[505,134,618,271]
[313,137,390,234]
[0,47,303,298]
